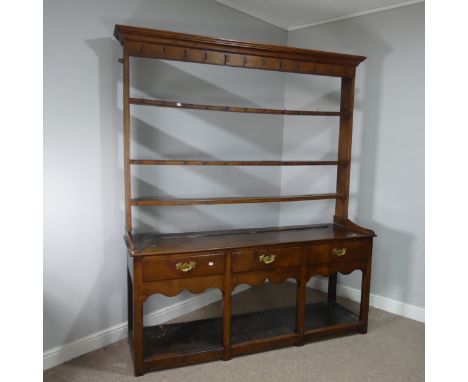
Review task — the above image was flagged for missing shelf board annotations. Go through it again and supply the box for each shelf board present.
[130,159,344,166]
[131,193,343,206]
[304,301,358,331]
[143,317,223,360]
[142,302,359,361]
[129,98,345,116]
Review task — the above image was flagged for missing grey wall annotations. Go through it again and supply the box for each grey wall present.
[44,0,287,352]
[281,3,425,308]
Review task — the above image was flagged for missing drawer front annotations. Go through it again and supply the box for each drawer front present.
[307,240,370,265]
[232,246,302,273]
[142,252,225,282]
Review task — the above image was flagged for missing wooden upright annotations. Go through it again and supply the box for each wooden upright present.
[114,24,375,376]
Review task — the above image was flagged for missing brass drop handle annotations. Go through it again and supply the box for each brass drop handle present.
[332,248,347,257]
[176,261,196,272]
[259,254,276,264]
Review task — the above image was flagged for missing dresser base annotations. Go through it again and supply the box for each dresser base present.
[126,222,374,376]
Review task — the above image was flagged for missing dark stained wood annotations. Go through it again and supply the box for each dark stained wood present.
[304,301,358,331]
[143,318,223,359]
[140,319,364,373]
[231,268,301,289]
[123,54,132,231]
[303,321,363,341]
[131,224,371,256]
[222,252,232,361]
[295,247,307,345]
[334,215,377,237]
[328,273,337,303]
[127,253,134,281]
[114,25,374,375]
[114,25,365,77]
[113,25,366,66]
[130,98,344,116]
[125,40,356,77]
[141,252,225,282]
[127,269,133,332]
[359,242,373,334]
[131,193,343,206]
[130,159,344,166]
[307,239,371,265]
[307,260,368,279]
[143,349,223,373]
[232,246,302,273]
[142,301,356,356]
[334,77,355,218]
[230,306,296,344]
[139,301,360,367]
[230,334,298,357]
[132,258,144,376]
[141,275,224,299]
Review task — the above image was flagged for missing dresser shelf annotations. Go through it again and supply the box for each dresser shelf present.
[115,24,375,376]
[141,301,358,366]
[129,159,344,166]
[130,97,345,116]
[130,193,343,207]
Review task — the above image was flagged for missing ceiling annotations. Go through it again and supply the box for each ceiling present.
[214,0,424,31]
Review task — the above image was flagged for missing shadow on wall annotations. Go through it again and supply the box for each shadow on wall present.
[46,37,128,351]
[42,0,287,358]
[129,116,279,196]
[322,18,419,301]
[56,21,286,346]
[130,59,286,154]
[128,59,287,232]
[368,221,414,305]
[131,58,285,107]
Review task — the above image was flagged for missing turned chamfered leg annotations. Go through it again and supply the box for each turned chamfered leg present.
[133,258,145,376]
[222,252,232,361]
[359,257,373,334]
[328,272,337,303]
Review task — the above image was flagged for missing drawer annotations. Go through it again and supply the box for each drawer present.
[307,240,370,265]
[142,252,225,282]
[232,246,302,273]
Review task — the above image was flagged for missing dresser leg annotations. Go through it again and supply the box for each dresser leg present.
[328,273,337,303]
[222,253,232,361]
[132,258,145,376]
[127,269,133,331]
[133,293,144,376]
[295,279,305,346]
[359,260,372,334]
[222,289,232,360]
[295,249,307,346]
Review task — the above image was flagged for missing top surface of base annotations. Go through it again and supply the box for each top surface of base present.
[126,223,372,256]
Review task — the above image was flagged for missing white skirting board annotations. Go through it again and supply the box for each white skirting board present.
[305,277,425,323]
[43,281,424,370]
[43,285,249,370]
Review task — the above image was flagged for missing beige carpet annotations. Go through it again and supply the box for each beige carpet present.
[44,283,424,381]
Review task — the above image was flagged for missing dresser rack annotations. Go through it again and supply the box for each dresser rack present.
[114,24,375,376]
